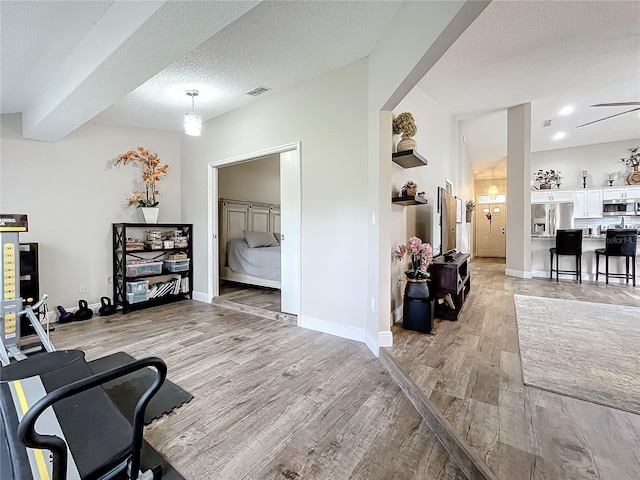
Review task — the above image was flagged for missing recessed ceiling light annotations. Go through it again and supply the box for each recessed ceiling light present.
[559,105,574,116]
[553,131,566,140]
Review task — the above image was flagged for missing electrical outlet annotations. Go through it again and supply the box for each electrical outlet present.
[78,284,86,294]
[107,276,113,284]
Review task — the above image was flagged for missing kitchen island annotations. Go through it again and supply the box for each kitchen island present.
[531,234,639,283]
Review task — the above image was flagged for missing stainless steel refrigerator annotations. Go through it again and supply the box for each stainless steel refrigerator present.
[531,202,574,236]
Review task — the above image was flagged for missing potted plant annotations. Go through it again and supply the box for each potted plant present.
[114,146,170,223]
[402,181,418,197]
[392,112,418,152]
[396,236,434,333]
[534,169,562,189]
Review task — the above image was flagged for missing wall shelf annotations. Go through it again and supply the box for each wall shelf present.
[392,195,428,206]
[392,149,428,168]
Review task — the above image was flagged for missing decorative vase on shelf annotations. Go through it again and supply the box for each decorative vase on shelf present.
[627,165,640,185]
[397,135,417,153]
[141,207,159,224]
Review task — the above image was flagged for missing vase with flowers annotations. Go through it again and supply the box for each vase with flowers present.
[393,112,418,152]
[465,200,476,222]
[395,236,433,300]
[620,147,640,185]
[114,147,170,223]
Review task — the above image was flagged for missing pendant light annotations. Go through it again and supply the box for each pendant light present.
[184,90,201,136]
[488,168,499,199]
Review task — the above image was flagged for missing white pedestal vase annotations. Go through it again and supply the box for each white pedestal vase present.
[140,207,159,224]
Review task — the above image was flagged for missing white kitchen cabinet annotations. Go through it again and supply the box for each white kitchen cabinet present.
[573,189,603,218]
[602,186,640,200]
[531,190,573,203]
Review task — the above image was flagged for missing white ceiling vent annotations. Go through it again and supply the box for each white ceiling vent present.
[245,85,271,97]
[542,119,552,127]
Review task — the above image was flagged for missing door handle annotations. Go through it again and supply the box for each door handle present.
[281,234,285,241]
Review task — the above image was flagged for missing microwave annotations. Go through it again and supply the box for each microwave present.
[602,199,637,216]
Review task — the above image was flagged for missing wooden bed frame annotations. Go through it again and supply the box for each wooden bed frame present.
[219,198,281,289]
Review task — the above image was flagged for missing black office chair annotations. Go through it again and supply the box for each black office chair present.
[595,229,637,286]
[550,229,583,283]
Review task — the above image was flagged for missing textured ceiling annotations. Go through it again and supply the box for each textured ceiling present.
[1,1,401,140]
[418,0,640,176]
[1,0,637,168]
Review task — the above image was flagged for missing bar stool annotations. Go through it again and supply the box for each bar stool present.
[549,229,582,283]
[595,229,637,286]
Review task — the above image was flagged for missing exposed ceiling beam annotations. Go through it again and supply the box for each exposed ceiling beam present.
[22,0,261,141]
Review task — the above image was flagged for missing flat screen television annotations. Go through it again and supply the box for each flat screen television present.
[439,187,457,256]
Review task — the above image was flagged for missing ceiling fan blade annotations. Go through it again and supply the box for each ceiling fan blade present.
[576,107,640,128]
[590,102,640,107]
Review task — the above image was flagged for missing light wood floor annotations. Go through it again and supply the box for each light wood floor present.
[220,282,282,313]
[387,258,640,480]
[49,301,466,480]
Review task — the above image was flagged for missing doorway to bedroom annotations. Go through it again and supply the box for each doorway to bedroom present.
[207,142,301,323]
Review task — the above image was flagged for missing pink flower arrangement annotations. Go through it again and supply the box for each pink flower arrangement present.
[395,236,433,280]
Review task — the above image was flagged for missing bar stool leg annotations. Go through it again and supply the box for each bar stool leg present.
[577,254,581,283]
[626,256,630,284]
[556,254,559,282]
[596,252,600,282]
[549,251,553,280]
[633,255,636,287]
[606,256,609,285]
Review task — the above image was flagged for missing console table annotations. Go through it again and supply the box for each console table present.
[429,253,471,320]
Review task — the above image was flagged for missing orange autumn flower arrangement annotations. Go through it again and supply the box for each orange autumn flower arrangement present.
[114,147,170,207]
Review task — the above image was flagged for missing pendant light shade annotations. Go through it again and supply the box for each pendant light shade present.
[488,167,498,199]
[184,90,201,136]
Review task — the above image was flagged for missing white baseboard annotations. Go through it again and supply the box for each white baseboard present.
[393,306,403,324]
[364,331,378,357]
[299,315,366,343]
[505,268,532,279]
[378,330,393,348]
[192,291,210,303]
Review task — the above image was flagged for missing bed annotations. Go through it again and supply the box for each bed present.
[219,198,281,289]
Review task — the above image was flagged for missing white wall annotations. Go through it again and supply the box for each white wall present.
[218,154,280,205]
[532,139,640,189]
[389,87,473,317]
[181,60,369,336]
[0,114,181,310]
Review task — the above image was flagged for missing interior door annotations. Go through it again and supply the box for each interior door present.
[279,150,300,315]
[476,203,506,257]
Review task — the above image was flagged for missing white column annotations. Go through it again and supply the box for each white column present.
[506,103,532,278]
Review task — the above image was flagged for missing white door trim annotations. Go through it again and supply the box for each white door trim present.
[207,142,302,320]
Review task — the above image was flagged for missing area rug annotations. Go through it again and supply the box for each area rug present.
[513,295,640,414]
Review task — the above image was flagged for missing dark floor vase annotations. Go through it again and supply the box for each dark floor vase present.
[402,279,434,334]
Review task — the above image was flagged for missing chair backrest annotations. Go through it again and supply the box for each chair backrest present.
[605,229,638,256]
[556,229,582,255]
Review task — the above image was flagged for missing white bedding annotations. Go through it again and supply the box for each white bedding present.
[226,238,281,281]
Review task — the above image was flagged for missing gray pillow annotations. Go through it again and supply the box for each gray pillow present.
[273,232,281,244]
[243,230,279,248]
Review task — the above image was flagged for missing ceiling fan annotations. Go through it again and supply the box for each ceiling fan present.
[576,102,640,128]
